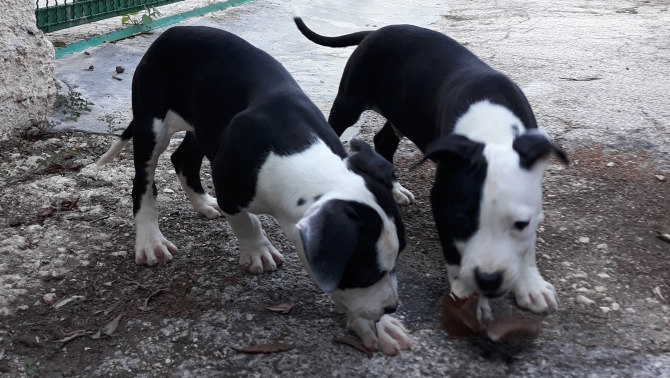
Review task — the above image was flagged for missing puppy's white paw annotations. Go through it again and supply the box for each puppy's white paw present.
[239,237,284,275]
[135,229,178,266]
[348,315,411,356]
[392,181,415,206]
[477,296,493,323]
[192,194,223,219]
[513,270,558,313]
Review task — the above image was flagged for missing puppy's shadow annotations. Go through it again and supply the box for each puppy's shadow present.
[465,337,536,363]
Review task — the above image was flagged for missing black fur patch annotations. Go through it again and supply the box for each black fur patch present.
[513,129,569,169]
[427,136,488,265]
[131,26,347,216]
[298,199,402,292]
[347,138,406,255]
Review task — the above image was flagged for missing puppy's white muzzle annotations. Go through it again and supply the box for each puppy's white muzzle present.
[330,272,399,321]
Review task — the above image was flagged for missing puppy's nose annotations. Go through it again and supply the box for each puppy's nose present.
[475,268,503,293]
[383,304,398,314]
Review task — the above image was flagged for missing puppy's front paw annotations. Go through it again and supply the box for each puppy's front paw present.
[193,194,223,219]
[348,315,411,356]
[392,181,415,206]
[239,238,284,275]
[135,230,178,266]
[513,270,558,313]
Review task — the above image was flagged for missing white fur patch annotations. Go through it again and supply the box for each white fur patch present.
[97,137,129,166]
[224,210,284,275]
[347,315,411,355]
[453,100,525,145]
[455,142,550,301]
[251,139,399,272]
[449,101,556,308]
[330,272,398,321]
[176,173,222,219]
[392,181,415,206]
[249,139,400,320]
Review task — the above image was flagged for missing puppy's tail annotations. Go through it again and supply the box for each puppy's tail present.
[96,121,134,166]
[293,12,371,48]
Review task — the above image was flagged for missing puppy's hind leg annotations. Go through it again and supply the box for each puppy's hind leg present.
[328,94,367,137]
[223,211,284,275]
[132,116,178,266]
[171,132,222,219]
[374,121,414,205]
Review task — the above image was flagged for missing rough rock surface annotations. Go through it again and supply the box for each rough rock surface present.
[0,1,56,137]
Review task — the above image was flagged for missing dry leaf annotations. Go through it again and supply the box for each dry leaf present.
[441,293,542,341]
[334,335,373,358]
[441,294,480,336]
[39,209,54,217]
[138,288,167,311]
[58,330,90,346]
[54,295,84,309]
[233,342,293,354]
[653,286,665,301]
[60,197,80,211]
[657,233,670,244]
[266,300,296,314]
[102,313,123,336]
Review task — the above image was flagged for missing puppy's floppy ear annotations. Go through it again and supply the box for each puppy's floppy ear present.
[297,200,361,293]
[413,134,484,170]
[346,138,394,189]
[513,129,569,169]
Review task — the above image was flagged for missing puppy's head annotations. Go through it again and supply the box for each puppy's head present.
[297,139,405,321]
[422,129,567,298]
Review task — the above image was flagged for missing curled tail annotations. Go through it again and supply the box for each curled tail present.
[96,121,134,166]
[293,14,371,48]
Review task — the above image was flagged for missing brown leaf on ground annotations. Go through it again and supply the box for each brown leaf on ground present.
[43,163,84,174]
[102,313,123,336]
[58,330,91,347]
[441,293,480,336]
[441,293,542,341]
[333,335,373,358]
[232,342,294,354]
[60,197,80,211]
[138,288,168,312]
[265,300,296,314]
[40,209,54,218]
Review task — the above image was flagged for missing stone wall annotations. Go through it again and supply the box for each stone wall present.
[0,0,55,137]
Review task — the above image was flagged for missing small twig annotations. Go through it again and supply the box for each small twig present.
[558,77,601,81]
[117,275,152,292]
[89,215,111,224]
[138,288,168,312]
[58,330,91,347]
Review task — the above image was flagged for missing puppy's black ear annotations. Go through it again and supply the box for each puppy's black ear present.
[297,200,361,293]
[347,138,395,189]
[513,129,569,169]
[414,134,484,170]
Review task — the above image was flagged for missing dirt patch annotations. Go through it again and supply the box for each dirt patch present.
[0,126,667,376]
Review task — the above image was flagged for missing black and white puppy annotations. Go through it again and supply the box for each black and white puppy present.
[97,26,410,354]
[294,17,568,320]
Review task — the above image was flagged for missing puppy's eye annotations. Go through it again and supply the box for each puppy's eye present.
[513,220,530,231]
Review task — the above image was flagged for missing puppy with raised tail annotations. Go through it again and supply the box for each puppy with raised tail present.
[293,15,568,321]
[97,26,410,354]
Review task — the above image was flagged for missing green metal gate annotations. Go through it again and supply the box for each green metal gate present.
[35,0,185,33]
